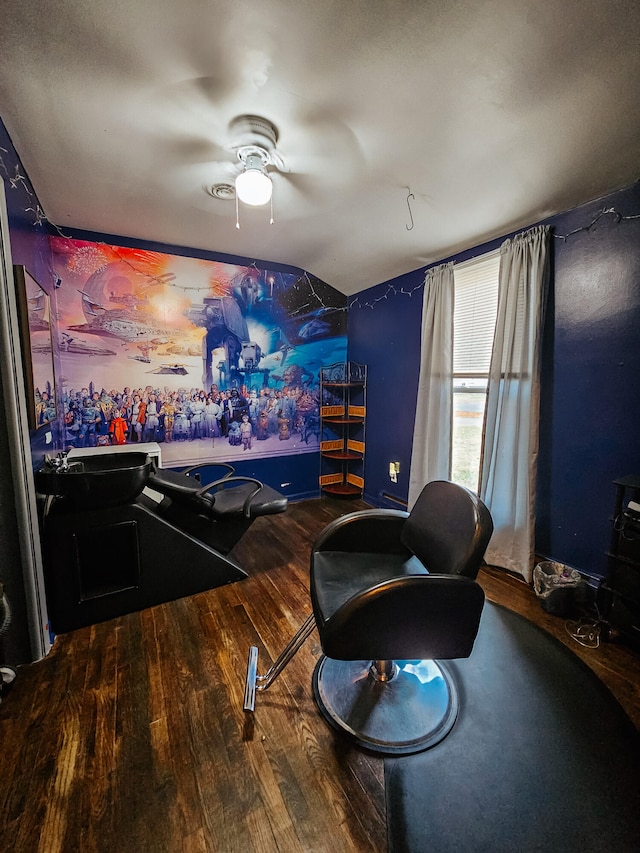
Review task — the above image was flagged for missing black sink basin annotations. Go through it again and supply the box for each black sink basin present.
[36,452,152,509]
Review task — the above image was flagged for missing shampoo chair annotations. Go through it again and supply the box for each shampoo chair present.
[146,463,288,556]
[37,454,287,632]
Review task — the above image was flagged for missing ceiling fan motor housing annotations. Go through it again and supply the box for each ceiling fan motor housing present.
[228,115,279,153]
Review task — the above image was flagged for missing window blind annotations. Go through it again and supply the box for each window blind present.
[453,254,500,374]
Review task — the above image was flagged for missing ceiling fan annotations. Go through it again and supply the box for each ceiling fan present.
[204,114,287,206]
[155,70,364,217]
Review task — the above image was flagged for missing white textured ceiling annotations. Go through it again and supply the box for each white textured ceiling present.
[1,0,639,295]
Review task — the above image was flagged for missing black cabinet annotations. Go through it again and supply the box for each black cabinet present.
[319,362,366,498]
[603,475,640,647]
[39,496,248,633]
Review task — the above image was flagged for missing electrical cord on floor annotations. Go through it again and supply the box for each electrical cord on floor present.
[565,603,603,648]
[565,618,601,648]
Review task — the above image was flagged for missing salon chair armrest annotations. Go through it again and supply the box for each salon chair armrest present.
[312,509,410,554]
[181,462,235,481]
[196,476,264,518]
[314,573,485,661]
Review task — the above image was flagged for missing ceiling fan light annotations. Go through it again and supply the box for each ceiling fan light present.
[235,161,273,206]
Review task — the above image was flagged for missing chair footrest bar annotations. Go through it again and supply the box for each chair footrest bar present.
[242,614,316,713]
[244,646,259,712]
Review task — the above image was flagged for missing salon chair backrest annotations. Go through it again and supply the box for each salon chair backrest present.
[401,480,493,578]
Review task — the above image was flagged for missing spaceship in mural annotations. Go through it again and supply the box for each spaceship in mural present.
[295,306,344,341]
[258,347,292,372]
[66,291,173,344]
[107,292,148,309]
[232,270,263,312]
[149,363,189,375]
[26,290,50,333]
[47,332,117,358]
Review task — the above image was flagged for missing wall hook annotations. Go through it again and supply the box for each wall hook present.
[405,188,415,231]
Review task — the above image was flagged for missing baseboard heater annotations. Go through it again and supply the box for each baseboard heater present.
[378,491,409,509]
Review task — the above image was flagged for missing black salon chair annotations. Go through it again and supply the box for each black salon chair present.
[147,463,288,555]
[244,480,493,755]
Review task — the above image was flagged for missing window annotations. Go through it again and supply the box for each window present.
[451,253,500,491]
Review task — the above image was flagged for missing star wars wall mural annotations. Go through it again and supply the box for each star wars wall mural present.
[48,237,347,466]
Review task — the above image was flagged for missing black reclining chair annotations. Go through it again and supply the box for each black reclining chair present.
[147,462,288,556]
[244,480,493,755]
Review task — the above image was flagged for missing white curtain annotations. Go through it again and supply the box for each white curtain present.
[480,225,550,581]
[408,263,455,507]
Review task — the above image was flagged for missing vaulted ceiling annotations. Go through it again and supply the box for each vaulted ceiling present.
[1,0,639,295]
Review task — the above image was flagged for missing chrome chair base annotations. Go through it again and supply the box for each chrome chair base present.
[312,656,459,755]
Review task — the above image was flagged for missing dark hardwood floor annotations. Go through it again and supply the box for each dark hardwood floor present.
[1,497,638,852]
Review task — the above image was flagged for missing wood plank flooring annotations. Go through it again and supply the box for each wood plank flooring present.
[1,497,638,852]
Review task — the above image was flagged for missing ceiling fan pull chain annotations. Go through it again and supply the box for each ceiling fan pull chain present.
[236,193,240,229]
[270,194,274,225]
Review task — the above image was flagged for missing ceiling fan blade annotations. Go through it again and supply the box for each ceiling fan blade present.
[168,158,241,196]
[272,171,317,198]
[278,109,364,187]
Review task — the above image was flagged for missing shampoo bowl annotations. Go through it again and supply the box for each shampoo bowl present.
[36,452,152,510]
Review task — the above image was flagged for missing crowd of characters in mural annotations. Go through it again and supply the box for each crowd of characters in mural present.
[36,379,321,452]
[31,238,347,461]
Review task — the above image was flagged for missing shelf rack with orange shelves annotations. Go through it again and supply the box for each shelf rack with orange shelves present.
[319,361,366,498]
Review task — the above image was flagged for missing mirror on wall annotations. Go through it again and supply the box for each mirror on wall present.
[14,265,56,431]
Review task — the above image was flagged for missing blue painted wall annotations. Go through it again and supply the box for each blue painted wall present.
[347,267,425,509]
[537,183,640,577]
[349,181,640,579]
[0,119,54,291]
